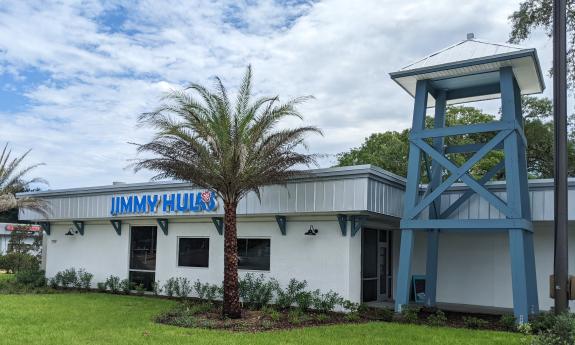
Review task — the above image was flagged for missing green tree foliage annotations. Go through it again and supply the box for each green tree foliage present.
[509,0,575,87]
[0,143,48,219]
[337,99,575,179]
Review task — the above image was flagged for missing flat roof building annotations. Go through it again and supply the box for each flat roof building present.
[17,165,575,312]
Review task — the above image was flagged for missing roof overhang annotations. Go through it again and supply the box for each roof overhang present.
[389,49,545,107]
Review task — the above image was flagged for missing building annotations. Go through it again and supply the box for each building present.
[16,165,575,312]
[0,223,42,255]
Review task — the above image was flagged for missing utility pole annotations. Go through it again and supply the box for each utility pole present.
[553,0,569,314]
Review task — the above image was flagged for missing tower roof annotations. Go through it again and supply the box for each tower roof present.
[390,36,545,106]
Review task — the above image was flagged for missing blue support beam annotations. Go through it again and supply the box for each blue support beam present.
[425,89,446,307]
[275,215,287,236]
[211,217,223,235]
[337,214,348,236]
[396,229,415,312]
[110,220,122,236]
[39,222,50,236]
[157,218,168,236]
[73,221,84,236]
[396,79,429,312]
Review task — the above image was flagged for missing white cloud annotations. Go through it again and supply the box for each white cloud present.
[0,0,554,188]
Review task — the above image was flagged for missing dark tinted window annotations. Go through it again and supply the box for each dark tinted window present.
[237,238,270,271]
[178,238,209,267]
[130,226,157,271]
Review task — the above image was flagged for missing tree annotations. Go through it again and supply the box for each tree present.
[0,144,48,217]
[132,66,321,318]
[336,101,575,179]
[337,106,504,180]
[509,0,575,87]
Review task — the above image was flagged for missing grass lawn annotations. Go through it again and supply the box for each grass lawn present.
[0,293,525,345]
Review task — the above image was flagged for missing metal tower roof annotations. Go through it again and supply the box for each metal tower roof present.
[390,36,545,106]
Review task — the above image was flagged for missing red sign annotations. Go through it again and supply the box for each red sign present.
[4,224,42,232]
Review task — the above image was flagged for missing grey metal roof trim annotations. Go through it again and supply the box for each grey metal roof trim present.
[16,165,406,198]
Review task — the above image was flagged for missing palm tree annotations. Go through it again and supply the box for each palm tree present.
[133,66,322,318]
[0,143,48,217]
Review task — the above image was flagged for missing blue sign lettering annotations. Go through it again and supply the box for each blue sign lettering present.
[110,191,218,215]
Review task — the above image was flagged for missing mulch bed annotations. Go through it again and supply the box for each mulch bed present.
[154,300,517,332]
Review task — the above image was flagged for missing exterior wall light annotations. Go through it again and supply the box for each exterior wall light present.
[305,225,318,236]
[65,228,78,236]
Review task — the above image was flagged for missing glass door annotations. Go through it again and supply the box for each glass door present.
[129,226,157,291]
[379,230,393,301]
[362,228,379,302]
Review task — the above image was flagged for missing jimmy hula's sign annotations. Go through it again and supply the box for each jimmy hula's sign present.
[110,191,218,215]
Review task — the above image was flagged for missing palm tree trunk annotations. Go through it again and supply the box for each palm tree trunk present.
[222,200,242,318]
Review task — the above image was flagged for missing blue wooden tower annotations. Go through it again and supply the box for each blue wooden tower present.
[390,34,545,323]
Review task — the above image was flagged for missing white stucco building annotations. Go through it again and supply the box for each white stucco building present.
[16,165,575,312]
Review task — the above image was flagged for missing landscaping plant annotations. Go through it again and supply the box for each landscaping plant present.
[133,66,321,318]
[105,275,121,293]
[462,316,488,329]
[238,273,278,310]
[275,278,308,310]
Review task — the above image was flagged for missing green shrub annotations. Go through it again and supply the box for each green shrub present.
[193,280,222,302]
[295,291,313,311]
[120,279,131,294]
[0,253,39,273]
[48,277,59,289]
[463,316,489,329]
[315,313,329,322]
[373,307,394,321]
[134,283,146,295]
[152,281,163,296]
[311,289,343,313]
[96,282,106,292]
[341,300,360,313]
[15,269,45,287]
[499,314,517,331]
[427,310,447,327]
[174,277,192,298]
[275,278,307,310]
[400,306,420,323]
[164,278,178,297]
[105,275,121,293]
[531,312,562,334]
[239,274,278,310]
[77,269,93,290]
[60,268,78,288]
[344,312,361,322]
[261,306,281,321]
[532,313,575,345]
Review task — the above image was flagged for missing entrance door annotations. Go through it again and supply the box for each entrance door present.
[378,230,393,301]
[129,226,157,290]
[362,229,393,302]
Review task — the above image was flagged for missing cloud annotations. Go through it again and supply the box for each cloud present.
[0,0,554,188]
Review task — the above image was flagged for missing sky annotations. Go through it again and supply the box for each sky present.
[0,0,553,189]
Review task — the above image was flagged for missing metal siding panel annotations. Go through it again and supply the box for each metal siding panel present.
[531,190,544,221]
[343,179,355,210]
[332,180,345,211]
[543,190,554,220]
[304,182,315,212]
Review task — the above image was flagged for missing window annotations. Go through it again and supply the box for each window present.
[178,238,210,268]
[237,238,270,271]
